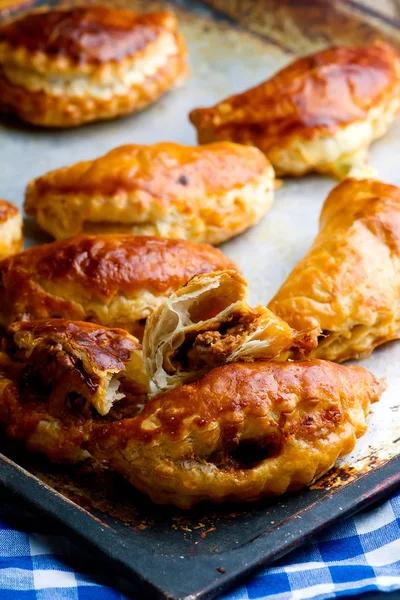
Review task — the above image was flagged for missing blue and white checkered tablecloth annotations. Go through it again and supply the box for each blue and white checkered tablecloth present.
[1,490,399,600]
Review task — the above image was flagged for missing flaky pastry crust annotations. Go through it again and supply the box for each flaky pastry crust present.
[0,319,147,463]
[25,142,275,244]
[4,319,148,416]
[0,375,93,463]
[0,7,188,127]
[88,360,384,507]
[269,178,400,362]
[190,42,400,179]
[0,199,22,260]
[0,235,237,337]
[143,269,317,395]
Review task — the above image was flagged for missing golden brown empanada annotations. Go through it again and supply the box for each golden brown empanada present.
[24,142,275,244]
[190,42,400,179]
[88,360,384,507]
[0,7,188,127]
[0,319,147,463]
[0,199,22,260]
[143,269,317,395]
[269,178,400,362]
[0,235,237,338]
[4,319,148,416]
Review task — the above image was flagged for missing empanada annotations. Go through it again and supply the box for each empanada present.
[0,7,188,127]
[0,319,147,463]
[88,360,384,507]
[0,235,236,337]
[269,178,400,362]
[24,142,275,244]
[143,269,317,395]
[4,319,148,416]
[0,199,22,260]
[190,42,400,179]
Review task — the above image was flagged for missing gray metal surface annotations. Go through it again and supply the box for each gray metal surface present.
[0,0,399,480]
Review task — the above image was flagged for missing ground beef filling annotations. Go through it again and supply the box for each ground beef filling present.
[172,314,260,372]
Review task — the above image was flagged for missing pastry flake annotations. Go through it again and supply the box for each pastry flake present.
[88,359,384,507]
[0,199,22,260]
[190,42,400,179]
[269,178,400,362]
[0,6,188,127]
[0,319,147,463]
[0,234,237,337]
[143,269,317,395]
[25,142,275,244]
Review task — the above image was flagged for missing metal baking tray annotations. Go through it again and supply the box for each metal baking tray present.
[1,1,400,599]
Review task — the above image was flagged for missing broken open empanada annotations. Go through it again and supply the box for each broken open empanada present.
[88,359,384,507]
[0,319,148,463]
[143,269,317,395]
[25,142,275,245]
[190,42,400,179]
[4,319,148,416]
[0,234,236,338]
[269,178,400,362]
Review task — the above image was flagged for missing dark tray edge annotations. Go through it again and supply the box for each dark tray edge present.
[1,452,399,600]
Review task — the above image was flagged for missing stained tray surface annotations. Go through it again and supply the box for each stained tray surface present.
[0,1,400,599]
[2,442,399,600]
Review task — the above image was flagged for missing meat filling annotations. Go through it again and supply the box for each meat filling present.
[171,314,260,373]
[7,342,145,419]
[16,343,98,415]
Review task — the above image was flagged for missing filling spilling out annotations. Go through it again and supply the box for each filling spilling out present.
[7,342,145,422]
[208,432,283,471]
[169,311,260,373]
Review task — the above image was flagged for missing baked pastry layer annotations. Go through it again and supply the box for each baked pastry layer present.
[88,359,384,507]
[0,7,188,127]
[0,319,147,463]
[0,234,236,337]
[0,199,22,260]
[269,178,400,362]
[4,319,148,416]
[190,42,400,178]
[143,269,317,395]
[25,142,275,244]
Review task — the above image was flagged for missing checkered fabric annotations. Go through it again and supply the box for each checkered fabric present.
[0,490,399,600]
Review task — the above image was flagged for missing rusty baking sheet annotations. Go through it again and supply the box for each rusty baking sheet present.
[0,1,400,599]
